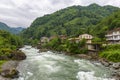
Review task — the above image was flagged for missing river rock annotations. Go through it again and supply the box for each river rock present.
[77,54,92,60]
[112,63,120,69]
[99,59,110,67]
[0,61,19,78]
[0,68,19,78]
[0,76,11,80]
[102,61,110,67]
[10,50,26,60]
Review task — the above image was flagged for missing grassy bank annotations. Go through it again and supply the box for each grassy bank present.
[100,44,120,62]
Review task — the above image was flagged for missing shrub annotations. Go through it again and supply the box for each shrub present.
[100,45,120,62]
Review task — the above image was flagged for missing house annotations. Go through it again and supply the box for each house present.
[79,34,93,44]
[40,37,50,44]
[68,38,80,43]
[68,34,93,44]
[68,34,97,51]
[105,28,120,44]
[59,35,67,40]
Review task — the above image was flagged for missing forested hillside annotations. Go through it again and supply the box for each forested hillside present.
[0,30,25,60]
[0,22,24,34]
[92,11,120,38]
[21,3,119,40]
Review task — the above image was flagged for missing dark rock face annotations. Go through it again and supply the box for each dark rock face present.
[0,50,26,60]
[10,50,26,60]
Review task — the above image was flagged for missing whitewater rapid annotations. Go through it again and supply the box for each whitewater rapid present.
[14,46,114,80]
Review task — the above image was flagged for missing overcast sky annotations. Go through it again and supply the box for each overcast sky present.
[0,0,120,28]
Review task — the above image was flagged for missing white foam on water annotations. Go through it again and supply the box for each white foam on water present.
[76,71,115,80]
[17,77,24,80]
[27,72,33,76]
[44,64,61,73]
[41,53,65,60]
[18,46,115,80]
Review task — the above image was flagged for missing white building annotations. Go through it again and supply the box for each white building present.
[79,34,93,44]
[40,37,50,44]
[105,28,120,44]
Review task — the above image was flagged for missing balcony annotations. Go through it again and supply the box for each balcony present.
[105,34,112,37]
[106,38,113,41]
[113,38,120,41]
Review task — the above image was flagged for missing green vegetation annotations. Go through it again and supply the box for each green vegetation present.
[21,3,119,41]
[100,44,120,62]
[0,61,6,65]
[43,37,88,54]
[93,11,120,38]
[20,3,120,62]
[0,30,23,60]
[0,60,6,72]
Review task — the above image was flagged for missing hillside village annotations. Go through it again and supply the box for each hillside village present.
[40,34,98,51]
[38,28,120,63]
[1,0,120,79]
[40,28,120,47]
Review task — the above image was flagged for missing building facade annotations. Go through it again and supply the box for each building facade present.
[105,28,120,44]
[79,34,93,44]
[40,37,50,44]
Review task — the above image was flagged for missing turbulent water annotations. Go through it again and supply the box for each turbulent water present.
[14,46,114,80]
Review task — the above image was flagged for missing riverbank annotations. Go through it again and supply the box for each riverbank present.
[39,48,120,80]
[0,50,26,79]
[0,61,19,80]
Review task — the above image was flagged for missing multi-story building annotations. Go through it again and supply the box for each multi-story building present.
[68,34,95,50]
[40,37,50,44]
[105,28,120,44]
[68,34,93,44]
[79,34,93,44]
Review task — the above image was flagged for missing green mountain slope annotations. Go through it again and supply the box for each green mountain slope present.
[0,22,24,34]
[93,11,120,38]
[22,3,120,39]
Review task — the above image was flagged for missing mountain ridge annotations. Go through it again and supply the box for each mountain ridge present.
[21,3,120,40]
[0,22,25,34]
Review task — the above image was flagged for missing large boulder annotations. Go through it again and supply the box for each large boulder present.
[0,68,19,78]
[101,61,110,67]
[8,50,26,60]
[0,61,19,79]
[112,63,120,69]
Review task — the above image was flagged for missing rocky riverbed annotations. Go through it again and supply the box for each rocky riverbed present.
[75,54,120,80]
[99,59,120,80]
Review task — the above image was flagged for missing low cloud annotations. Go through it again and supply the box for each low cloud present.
[0,0,120,28]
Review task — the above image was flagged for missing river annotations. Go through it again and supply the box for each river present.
[14,46,114,80]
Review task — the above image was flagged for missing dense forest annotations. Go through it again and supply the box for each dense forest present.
[92,11,120,38]
[0,30,25,60]
[21,3,120,41]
